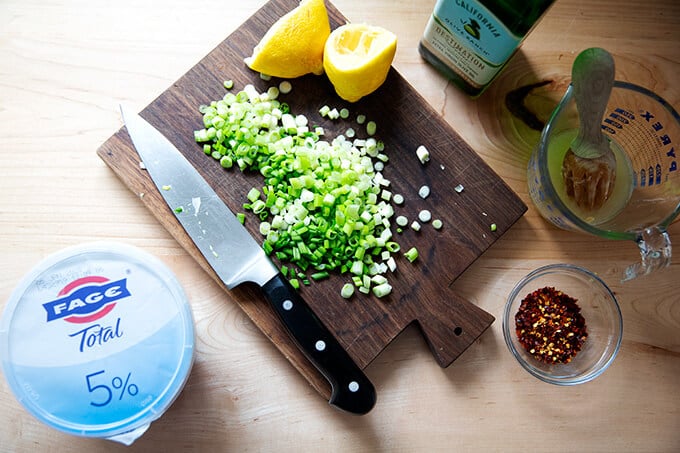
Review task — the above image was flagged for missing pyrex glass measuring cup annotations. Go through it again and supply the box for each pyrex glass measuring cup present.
[528,81,680,280]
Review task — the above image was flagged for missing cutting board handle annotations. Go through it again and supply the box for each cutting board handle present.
[418,291,495,367]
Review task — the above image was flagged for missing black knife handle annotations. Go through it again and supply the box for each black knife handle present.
[261,274,376,415]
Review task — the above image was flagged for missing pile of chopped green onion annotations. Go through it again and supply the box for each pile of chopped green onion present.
[194,83,411,298]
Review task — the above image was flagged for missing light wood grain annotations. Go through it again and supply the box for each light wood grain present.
[1,0,679,452]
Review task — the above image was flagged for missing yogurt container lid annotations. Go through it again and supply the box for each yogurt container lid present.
[0,242,195,444]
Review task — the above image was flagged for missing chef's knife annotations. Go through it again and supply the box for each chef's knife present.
[120,106,376,415]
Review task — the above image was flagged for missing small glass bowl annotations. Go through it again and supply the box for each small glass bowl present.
[502,264,623,385]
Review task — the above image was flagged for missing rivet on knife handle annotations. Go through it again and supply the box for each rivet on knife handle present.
[120,105,376,415]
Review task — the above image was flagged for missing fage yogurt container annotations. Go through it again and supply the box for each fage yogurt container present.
[0,242,195,445]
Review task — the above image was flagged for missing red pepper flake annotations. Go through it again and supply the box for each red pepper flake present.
[515,286,587,364]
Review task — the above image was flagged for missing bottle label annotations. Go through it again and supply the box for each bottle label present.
[422,0,521,86]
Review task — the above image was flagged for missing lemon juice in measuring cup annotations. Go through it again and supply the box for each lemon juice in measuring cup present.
[0,242,195,445]
[545,128,634,225]
[529,81,680,280]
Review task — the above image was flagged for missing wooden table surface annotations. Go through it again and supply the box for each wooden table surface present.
[1,0,678,451]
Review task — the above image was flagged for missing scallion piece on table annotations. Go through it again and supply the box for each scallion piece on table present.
[366,121,377,136]
[418,210,432,223]
[279,80,292,94]
[341,283,355,299]
[416,145,430,163]
[372,282,392,298]
[404,247,419,263]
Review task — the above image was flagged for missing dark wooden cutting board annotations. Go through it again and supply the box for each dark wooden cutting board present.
[97,0,526,402]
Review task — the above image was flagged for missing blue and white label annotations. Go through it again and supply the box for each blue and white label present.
[43,278,130,323]
[0,243,194,440]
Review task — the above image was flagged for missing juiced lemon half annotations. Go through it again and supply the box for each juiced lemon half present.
[323,23,397,102]
[244,0,330,78]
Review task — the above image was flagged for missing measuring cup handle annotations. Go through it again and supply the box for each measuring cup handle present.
[622,226,672,281]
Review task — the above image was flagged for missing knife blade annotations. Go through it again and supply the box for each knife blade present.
[120,105,376,415]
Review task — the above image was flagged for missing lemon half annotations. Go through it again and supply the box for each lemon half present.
[323,23,397,102]
[245,0,330,78]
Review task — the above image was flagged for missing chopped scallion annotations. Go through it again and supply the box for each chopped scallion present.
[366,121,377,136]
[247,187,261,202]
[311,271,330,281]
[341,283,355,298]
[279,80,292,94]
[404,247,418,263]
[193,83,423,298]
[416,145,430,163]
[418,210,432,223]
[372,282,392,298]
[220,156,233,168]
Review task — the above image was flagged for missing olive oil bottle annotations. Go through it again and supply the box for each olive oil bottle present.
[419,0,556,97]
